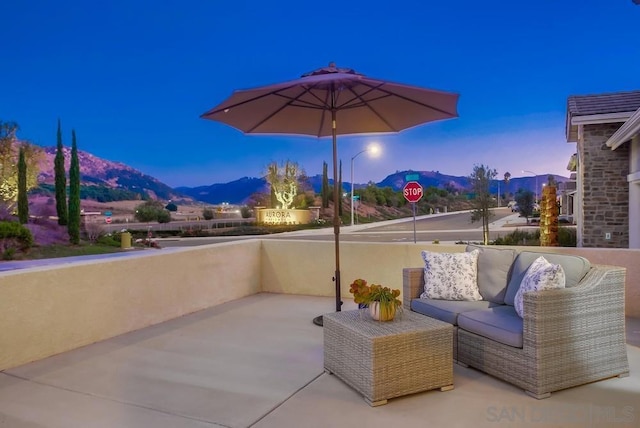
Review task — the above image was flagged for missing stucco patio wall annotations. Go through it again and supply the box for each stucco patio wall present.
[260,240,640,318]
[0,240,262,371]
[1,239,638,372]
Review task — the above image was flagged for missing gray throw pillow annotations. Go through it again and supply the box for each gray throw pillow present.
[466,245,516,304]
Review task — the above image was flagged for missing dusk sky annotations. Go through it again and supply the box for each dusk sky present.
[2,1,638,188]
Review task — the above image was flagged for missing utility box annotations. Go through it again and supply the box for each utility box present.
[120,231,132,249]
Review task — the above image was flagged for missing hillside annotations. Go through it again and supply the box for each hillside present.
[37,147,185,201]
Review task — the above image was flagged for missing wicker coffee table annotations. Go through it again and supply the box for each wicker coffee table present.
[323,309,453,406]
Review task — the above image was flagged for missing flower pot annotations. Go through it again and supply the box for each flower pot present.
[369,301,396,321]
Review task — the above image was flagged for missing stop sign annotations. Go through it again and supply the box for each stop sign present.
[403,181,423,203]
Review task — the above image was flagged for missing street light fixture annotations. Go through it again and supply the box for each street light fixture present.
[351,143,380,226]
[522,170,539,202]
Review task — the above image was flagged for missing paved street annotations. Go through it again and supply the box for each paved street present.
[0,208,534,271]
[157,207,532,247]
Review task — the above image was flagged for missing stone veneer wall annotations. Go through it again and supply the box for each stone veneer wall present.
[580,123,630,247]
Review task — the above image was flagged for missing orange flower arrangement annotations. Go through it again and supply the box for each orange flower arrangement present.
[349,278,402,309]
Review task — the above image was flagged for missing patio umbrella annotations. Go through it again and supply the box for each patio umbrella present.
[201,63,459,324]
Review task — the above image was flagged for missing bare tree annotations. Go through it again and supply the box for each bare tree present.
[470,164,497,245]
[265,161,302,210]
[515,188,536,224]
[84,218,105,243]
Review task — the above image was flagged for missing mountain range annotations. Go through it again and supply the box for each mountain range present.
[37,146,569,204]
[38,147,182,200]
[177,170,569,204]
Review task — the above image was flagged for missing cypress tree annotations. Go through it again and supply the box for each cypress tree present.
[321,161,329,208]
[54,119,68,225]
[338,160,343,216]
[17,146,28,224]
[68,130,81,244]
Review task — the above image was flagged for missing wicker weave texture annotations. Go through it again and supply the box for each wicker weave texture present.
[404,263,629,398]
[403,267,459,360]
[324,310,453,405]
[457,265,630,398]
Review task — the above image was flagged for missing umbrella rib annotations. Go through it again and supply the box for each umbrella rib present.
[341,86,399,131]
[201,86,296,116]
[357,81,458,117]
[270,84,335,137]
[245,86,330,134]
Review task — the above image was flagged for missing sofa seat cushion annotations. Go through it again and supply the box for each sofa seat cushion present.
[411,298,496,325]
[458,306,523,348]
[466,245,516,304]
[504,251,591,306]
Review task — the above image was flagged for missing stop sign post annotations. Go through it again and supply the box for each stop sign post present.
[403,181,423,243]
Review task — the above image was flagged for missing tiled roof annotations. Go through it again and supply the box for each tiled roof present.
[567,90,640,116]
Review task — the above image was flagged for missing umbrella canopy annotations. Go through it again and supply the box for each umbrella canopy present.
[201,63,459,320]
[201,64,459,137]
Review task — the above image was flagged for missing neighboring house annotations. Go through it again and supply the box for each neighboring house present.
[565,90,640,248]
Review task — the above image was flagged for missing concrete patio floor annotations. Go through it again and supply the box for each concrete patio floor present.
[1,294,638,428]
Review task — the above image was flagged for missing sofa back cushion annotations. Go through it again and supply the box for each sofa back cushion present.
[466,245,517,304]
[504,251,591,306]
[421,250,482,301]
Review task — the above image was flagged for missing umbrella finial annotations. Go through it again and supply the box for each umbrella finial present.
[302,63,361,77]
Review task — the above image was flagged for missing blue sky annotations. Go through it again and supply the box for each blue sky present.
[2,1,638,188]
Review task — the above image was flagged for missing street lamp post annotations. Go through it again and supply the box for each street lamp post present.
[522,170,539,202]
[351,144,380,226]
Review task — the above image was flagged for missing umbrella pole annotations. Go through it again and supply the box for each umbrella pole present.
[312,110,342,327]
[331,109,342,313]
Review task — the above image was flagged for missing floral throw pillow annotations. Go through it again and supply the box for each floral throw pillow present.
[420,250,482,301]
[514,256,566,318]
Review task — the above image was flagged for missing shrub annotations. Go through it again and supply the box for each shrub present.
[84,220,105,243]
[240,206,252,218]
[97,233,121,247]
[492,229,540,246]
[0,221,34,254]
[134,200,171,223]
[558,227,577,247]
[202,208,214,220]
[493,227,576,247]
[157,210,171,223]
[3,247,16,260]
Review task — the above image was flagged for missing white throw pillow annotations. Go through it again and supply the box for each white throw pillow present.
[420,250,482,301]
[514,256,566,318]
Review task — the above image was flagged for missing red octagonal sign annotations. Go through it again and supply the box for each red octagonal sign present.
[403,181,423,203]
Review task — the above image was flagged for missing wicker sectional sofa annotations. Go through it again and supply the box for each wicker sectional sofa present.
[403,245,630,399]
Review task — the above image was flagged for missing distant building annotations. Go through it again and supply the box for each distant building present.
[565,90,640,248]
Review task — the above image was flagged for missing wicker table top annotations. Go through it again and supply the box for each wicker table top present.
[324,308,451,336]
